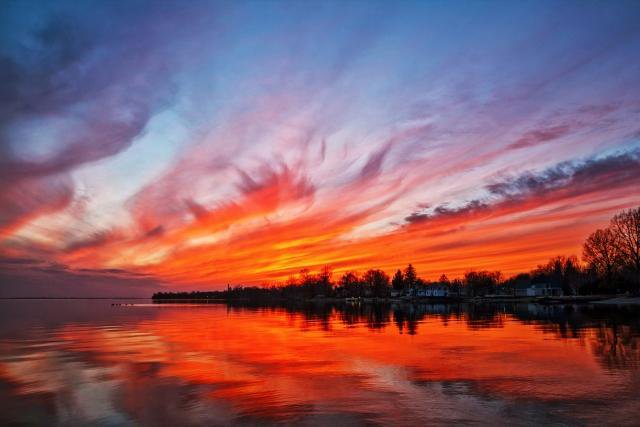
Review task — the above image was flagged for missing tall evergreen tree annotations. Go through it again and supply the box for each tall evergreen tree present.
[392,269,404,290]
[403,264,417,289]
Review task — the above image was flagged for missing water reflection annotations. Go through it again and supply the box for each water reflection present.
[0,300,638,426]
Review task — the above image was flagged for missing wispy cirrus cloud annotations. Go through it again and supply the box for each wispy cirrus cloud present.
[0,2,215,242]
[510,124,574,149]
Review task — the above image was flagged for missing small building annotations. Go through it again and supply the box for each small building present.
[515,283,563,297]
[416,285,449,298]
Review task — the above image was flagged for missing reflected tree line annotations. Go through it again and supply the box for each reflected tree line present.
[223,299,640,370]
[512,303,640,370]
[154,207,639,301]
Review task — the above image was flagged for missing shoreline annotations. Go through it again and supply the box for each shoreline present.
[149,295,640,305]
[592,297,640,305]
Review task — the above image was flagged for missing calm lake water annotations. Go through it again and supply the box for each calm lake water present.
[0,300,639,426]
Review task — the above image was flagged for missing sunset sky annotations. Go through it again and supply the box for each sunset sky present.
[1,0,639,296]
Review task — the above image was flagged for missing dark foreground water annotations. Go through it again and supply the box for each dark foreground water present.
[0,300,639,426]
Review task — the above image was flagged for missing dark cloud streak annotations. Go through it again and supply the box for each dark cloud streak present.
[406,149,640,225]
[0,256,163,297]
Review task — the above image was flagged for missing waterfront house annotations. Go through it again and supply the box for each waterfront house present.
[416,285,449,298]
[515,283,563,297]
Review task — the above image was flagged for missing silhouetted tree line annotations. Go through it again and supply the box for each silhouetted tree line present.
[153,206,640,301]
[485,206,640,295]
[582,207,640,293]
[503,206,639,295]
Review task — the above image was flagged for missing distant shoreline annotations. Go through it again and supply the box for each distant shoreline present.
[150,295,639,305]
[3,296,638,306]
[0,297,150,300]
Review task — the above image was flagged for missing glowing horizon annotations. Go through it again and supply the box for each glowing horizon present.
[1,1,639,295]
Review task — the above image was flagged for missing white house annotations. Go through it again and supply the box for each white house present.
[416,286,449,298]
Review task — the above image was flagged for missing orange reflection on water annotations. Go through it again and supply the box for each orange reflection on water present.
[1,303,639,425]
